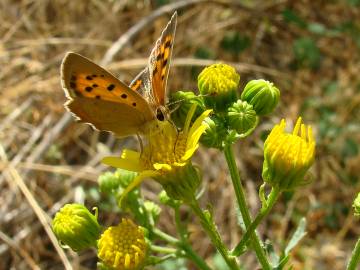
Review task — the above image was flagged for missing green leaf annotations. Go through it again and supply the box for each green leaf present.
[221,32,250,55]
[342,138,359,158]
[274,255,290,270]
[347,0,360,6]
[265,240,280,266]
[308,23,327,35]
[282,9,307,28]
[293,37,321,69]
[284,217,307,255]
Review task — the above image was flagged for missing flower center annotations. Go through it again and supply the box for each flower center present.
[98,219,147,270]
[141,124,187,169]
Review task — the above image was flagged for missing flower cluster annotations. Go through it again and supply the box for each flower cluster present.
[53,61,317,270]
[171,63,281,149]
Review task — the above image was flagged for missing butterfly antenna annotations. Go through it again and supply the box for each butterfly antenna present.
[167,93,212,113]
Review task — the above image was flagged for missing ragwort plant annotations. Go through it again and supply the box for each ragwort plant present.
[52,60,356,270]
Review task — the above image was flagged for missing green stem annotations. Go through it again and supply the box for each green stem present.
[347,237,360,270]
[175,205,213,270]
[153,228,179,244]
[181,242,213,270]
[232,186,281,256]
[148,254,176,265]
[223,144,271,270]
[174,206,187,242]
[189,197,239,270]
[151,245,177,254]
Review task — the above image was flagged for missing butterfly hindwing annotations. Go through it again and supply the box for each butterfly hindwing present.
[61,52,155,137]
[129,67,152,102]
[148,12,177,107]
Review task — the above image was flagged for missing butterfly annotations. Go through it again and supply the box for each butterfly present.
[61,12,177,137]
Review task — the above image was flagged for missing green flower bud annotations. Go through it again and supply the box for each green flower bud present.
[158,190,180,208]
[353,193,360,217]
[155,163,201,203]
[169,91,205,128]
[241,79,280,116]
[227,100,258,136]
[198,64,239,111]
[144,201,162,222]
[200,115,227,149]
[52,204,100,251]
[98,169,137,194]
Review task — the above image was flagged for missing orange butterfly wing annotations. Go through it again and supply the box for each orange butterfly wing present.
[148,12,177,107]
[61,52,155,137]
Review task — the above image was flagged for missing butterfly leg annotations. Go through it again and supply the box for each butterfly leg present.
[136,133,144,155]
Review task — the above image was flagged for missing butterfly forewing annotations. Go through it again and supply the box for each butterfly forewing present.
[61,12,178,137]
[61,52,155,137]
[148,12,177,107]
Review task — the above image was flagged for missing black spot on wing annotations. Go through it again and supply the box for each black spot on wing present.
[165,40,172,48]
[162,59,168,67]
[153,66,158,76]
[107,84,115,91]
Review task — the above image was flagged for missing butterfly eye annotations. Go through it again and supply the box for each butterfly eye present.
[156,108,165,121]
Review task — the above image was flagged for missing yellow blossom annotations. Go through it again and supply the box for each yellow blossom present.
[262,117,315,189]
[102,105,212,201]
[98,218,147,270]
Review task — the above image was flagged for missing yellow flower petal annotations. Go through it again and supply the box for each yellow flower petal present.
[153,163,172,171]
[182,144,199,161]
[102,156,143,172]
[183,104,197,134]
[188,109,212,137]
[186,124,207,151]
[118,170,160,206]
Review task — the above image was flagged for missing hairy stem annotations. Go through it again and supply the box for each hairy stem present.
[189,197,239,270]
[223,144,271,270]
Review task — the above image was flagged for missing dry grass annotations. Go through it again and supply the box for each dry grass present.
[1,0,359,269]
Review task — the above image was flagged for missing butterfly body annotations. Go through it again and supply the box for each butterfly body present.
[61,12,177,137]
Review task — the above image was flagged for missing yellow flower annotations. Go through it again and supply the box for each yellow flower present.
[262,117,315,190]
[98,218,147,270]
[102,105,212,201]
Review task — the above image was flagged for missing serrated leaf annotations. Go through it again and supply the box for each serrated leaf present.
[284,217,307,255]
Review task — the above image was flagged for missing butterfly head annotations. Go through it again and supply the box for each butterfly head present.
[156,106,169,121]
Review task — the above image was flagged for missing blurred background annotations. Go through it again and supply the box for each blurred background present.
[1,0,359,269]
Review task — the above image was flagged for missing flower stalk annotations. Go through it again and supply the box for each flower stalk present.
[223,144,271,270]
[153,220,212,270]
[347,238,360,270]
[232,186,281,256]
[189,196,239,270]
